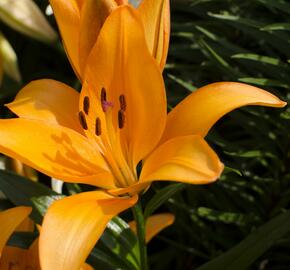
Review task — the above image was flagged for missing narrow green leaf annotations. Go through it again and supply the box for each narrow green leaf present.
[223,166,242,176]
[231,53,281,66]
[238,77,290,88]
[261,23,290,31]
[102,217,139,268]
[0,170,56,222]
[167,73,197,92]
[31,195,65,217]
[7,232,38,249]
[197,211,290,270]
[88,247,136,270]
[144,183,186,219]
[196,207,259,226]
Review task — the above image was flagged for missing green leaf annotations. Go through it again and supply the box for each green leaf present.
[231,53,281,66]
[88,247,136,270]
[0,170,56,223]
[31,195,65,217]
[7,231,38,249]
[261,23,290,31]
[168,73,197,92]
[101,217,139,269]
[197,211,290,270]
[238,77,290,88]
[196,207,259,226]
[144,183,186,219]
[223,166,242,176]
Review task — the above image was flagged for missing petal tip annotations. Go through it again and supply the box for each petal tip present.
[208,161,224,184]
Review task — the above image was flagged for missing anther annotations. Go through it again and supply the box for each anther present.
[95,117,102,136]
[78,111,88,130]
[83,96,90,115]
[101,87,107,102]
[119,94,126,111]
[118,110,125,129]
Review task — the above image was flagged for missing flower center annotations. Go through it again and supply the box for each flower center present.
[78,88,136,188]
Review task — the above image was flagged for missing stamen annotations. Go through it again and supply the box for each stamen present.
[95,117,102,136]
[78,111,88,130]
[100,87,114,112]
[119,94,126,111]
[118,110,125,129]
[83,96,90,115]
[101,87,107,102]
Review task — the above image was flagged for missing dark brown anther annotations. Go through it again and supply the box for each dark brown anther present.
[101,87,107,102]
[78,111,88,130]
[95,117,102,136]
[118,110,125,129]
[83,96,90,115]
[119,94,126,111]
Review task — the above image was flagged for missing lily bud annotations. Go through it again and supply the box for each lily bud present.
[50,0,170,78]
[0,32,21,85]
[138,0,170,70]
[0,0,57,43]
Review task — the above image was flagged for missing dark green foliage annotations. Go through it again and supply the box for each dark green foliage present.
[158,0,290,269]
[0,0,290,269]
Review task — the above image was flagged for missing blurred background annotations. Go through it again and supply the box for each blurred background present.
[0,0,290,269]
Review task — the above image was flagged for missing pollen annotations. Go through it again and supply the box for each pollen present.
[83,96,90,115]
[118,110,125,129]
[95,117,102,136]
[119,94,126,111]
[78,111,88,130]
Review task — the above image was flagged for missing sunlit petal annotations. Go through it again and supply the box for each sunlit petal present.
[7,79,82,133]
[0,207,31,254]
[138,0,170,70]
[39,191,137,270]
[109,135,223,196]
[0,119,115,188]
[162,82,287,142]
[129,213,175,243]
[83,5,167,168]
[79,0,117,74]
[140,135,223,184]
[49,0,81,76]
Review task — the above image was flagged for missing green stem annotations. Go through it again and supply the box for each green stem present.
[132,200,148,270]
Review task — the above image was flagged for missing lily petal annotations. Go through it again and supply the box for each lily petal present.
[49,0,81,76]
[129,213,175,243]
[0,207,31,254]
[79,0,117,74]
[83,5,167,168]
[39,191,137,270]
[138,0,170,70]
[0,239,40,269]
[115,0,128,4]
[81,264,94,270]
[109,135,223,196]
[162,82,287,142]
[0,119,115,188]
[140,135,223,184]
[7,79,82,133]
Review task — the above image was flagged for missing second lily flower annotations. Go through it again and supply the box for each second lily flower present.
[49,0,170,77]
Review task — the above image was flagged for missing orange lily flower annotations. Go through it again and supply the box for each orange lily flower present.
[49,0,169,77]
[0,207,33,267]
[0,209,93,270]
[0,6,285,270]
[129,213,175,243]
